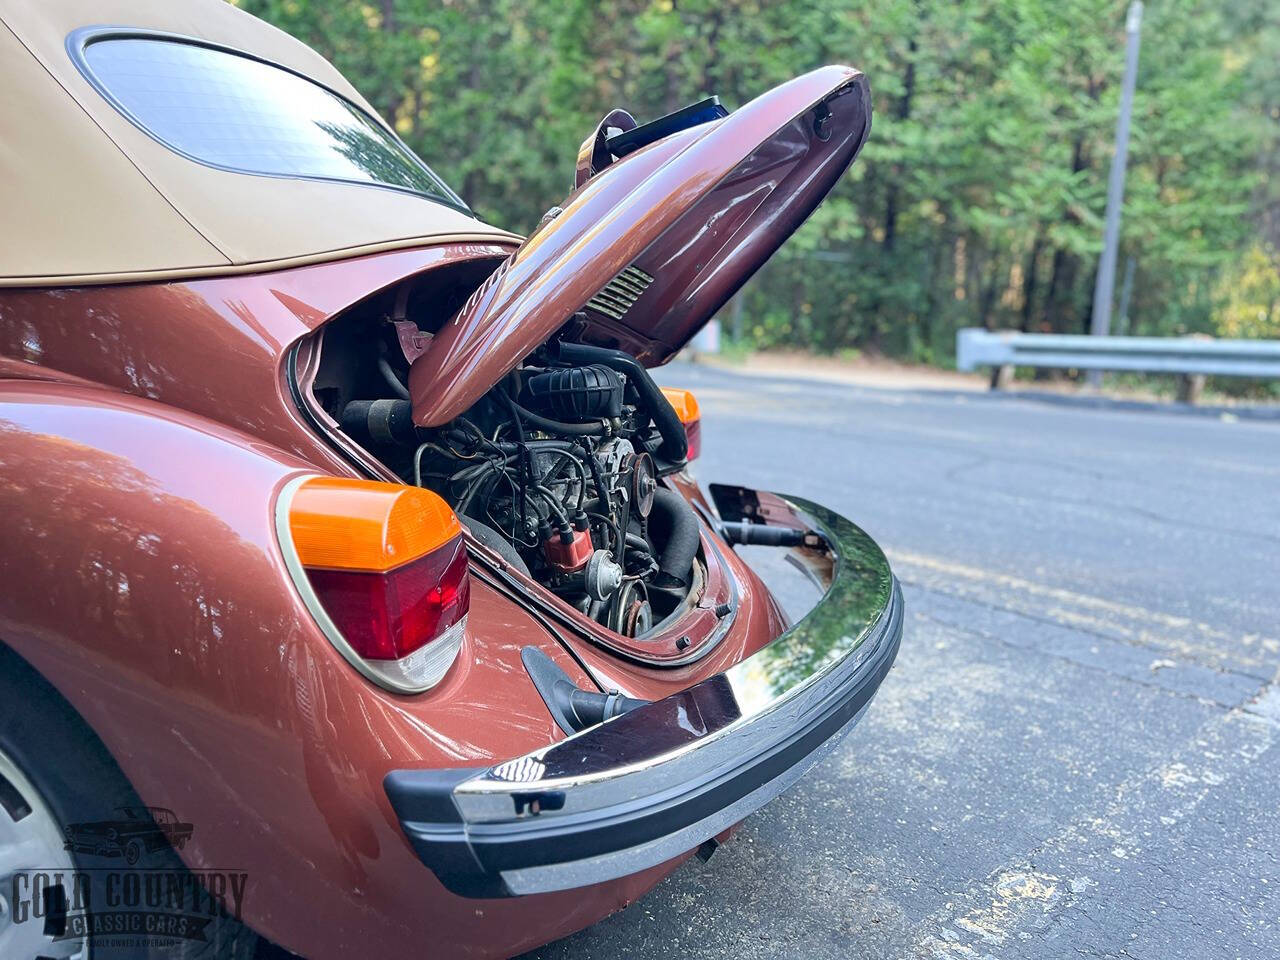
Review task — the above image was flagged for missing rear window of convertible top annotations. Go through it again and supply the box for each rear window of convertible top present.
[80,36,463,207]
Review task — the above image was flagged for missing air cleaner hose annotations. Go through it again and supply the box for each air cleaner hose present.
[554,341,688,462]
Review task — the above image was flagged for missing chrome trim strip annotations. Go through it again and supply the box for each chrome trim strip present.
[499,702,872,895]
[589,290,636,312]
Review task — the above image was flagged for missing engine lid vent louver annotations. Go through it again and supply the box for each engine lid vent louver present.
[584,265,654,320]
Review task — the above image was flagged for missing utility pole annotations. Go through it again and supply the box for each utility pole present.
[1116,255,1136,334]
[1088,0,1143,387]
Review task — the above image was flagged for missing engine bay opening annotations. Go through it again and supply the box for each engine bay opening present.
[301,265,704,641]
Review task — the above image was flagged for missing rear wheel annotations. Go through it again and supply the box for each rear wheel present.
[0,643,261,959]
[0,743,88,960]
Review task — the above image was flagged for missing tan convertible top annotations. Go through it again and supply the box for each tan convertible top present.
[0,0,518,286]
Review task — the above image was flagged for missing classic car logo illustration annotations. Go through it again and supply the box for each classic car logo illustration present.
[63,805,193,865]
[9,809,247,950]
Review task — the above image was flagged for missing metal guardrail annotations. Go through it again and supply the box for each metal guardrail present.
[956,328,1280,402]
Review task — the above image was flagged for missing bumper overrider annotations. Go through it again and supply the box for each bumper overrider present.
[385,494,903,898]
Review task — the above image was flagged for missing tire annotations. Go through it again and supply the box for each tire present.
[0,642,261,960]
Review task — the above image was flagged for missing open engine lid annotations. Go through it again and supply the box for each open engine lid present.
[409,66,872,427]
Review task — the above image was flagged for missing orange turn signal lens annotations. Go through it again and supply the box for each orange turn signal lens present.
[660,387,700,426]
[288,476,461,572]
[661,387,701,461]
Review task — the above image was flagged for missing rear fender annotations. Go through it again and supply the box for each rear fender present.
[0,381,612,958]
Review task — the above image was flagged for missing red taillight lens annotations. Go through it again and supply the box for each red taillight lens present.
[683,416,702,461]
[306,534,469,661]
[660,387,701,461]
[277,477,470,692]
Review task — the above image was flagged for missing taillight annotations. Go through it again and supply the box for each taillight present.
[661,387,701,461]
[275,476,469,693]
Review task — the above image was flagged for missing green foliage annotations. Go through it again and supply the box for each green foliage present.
[232,0,1277,361]
[1216,244,1280,340]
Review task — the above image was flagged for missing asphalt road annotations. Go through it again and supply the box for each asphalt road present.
[522,363,1280,960]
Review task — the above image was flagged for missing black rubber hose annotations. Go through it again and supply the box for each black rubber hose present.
[624,532,652,554]
[649,487,699,589]
[566,688,649,728]
[555,342,688,462]
[521,647,649,735]
[508,398,608,436]
[463,515,531,577]
[377,355,411,401]
[340,399,416,445]
[486,438,582,455]
[719,521,808,547]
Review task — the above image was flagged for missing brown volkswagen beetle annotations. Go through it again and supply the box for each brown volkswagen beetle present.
[0,1,899,957]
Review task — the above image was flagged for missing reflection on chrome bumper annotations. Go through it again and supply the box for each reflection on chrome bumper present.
[384,493,902,898]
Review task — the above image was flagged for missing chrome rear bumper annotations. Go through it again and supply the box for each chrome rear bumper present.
[385,493,902,897]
